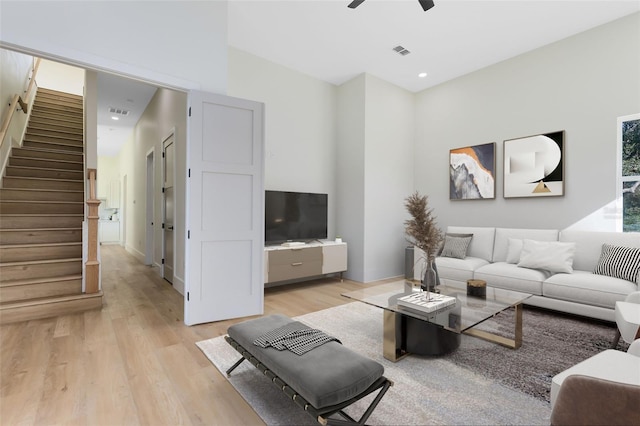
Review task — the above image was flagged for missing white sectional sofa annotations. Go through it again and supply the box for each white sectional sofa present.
[427,226,640,322]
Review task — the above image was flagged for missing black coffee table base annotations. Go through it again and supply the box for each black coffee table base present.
[405,315,461,355]
[383,311,461,361]
[382,302,524,362]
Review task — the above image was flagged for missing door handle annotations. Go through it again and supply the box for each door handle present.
[167,225,174,231]
[291,262,303,266]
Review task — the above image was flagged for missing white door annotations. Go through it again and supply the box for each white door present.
[163,134,175,284]
[184,91,264,325]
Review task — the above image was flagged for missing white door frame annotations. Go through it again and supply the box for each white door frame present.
[162,129,176,282]
[145,148,155,265]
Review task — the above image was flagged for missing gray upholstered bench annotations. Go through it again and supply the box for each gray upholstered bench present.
[225,314,392,426]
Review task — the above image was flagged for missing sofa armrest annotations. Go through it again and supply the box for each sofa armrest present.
[551,374,640,426]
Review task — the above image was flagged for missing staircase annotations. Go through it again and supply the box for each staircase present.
[0,88,102,324]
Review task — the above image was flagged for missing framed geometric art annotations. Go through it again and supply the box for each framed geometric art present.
[503,131,565,198]
[449,142,496,200]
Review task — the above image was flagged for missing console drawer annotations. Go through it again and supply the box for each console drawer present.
[269,247,322,265]
[268,247,322,282]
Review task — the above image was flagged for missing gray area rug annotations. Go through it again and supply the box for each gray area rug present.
[449,304,625,402]
[196,301,621,425]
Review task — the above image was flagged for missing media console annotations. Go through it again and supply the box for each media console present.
[264,241,347,285]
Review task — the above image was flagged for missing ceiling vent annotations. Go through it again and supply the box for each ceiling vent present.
[393,45,411,56]
[108,107,130,116]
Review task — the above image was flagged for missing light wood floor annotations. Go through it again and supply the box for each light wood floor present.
[0,244,370,425]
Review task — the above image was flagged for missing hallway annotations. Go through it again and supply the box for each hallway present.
[0,244,365,425]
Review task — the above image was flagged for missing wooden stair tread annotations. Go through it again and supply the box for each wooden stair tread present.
[0,227,82,232]
[14,146,84,155]
[2,176,84,184]
[0,274,82,287]
[11,155,83,164]
[6,165,83,174]
[0,257,82,267]
[0,242,81,249]
[0,291,102,309]
[0,214,84,217]
[36,88,83,98]
[0,200,84,204]
[0,188,84,193]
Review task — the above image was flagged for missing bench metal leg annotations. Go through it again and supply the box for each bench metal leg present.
[320,378,393,426]
[226,357,246,376]
[225,335,392,426]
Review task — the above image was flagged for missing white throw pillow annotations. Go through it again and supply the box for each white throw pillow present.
[505,238,524,264]
[517,239,576,273]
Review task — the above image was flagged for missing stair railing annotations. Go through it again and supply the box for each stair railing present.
[0,58,41,174]
[86,168,101,293]
[0,94,24,148]
[0,58,40,148]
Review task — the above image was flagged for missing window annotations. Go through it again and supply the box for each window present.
[618,114,640,232]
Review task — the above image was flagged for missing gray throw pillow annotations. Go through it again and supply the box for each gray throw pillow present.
[440,233,473,259]
[593,243,640,283]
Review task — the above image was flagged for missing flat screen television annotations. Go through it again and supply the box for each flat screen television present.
[265,190,328,244]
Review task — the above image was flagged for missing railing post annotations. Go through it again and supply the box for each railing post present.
[86,168,100,294]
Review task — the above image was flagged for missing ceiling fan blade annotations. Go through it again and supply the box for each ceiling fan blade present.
[348,0,366,9]
[418,0,435,11]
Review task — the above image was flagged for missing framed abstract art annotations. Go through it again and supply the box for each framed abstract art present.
[449,142,495,200]
[503,131,564,198]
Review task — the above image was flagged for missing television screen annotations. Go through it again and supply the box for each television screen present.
[265,190,328,244]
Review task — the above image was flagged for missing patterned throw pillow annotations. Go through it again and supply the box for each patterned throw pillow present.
[440,234,473,259]
[593,244,640,283]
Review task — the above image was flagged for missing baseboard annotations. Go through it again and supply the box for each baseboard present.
[173,275,185,296]
[125,245,146,263]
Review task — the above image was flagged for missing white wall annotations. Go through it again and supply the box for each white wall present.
[0,1,228,93]
[363,75,415,282]
[0,49,32,116]
[118,88,188,293]
[336,74,415,282]
[83,70,98,171]
[37,59,84,96]
[0,49,32,171]
[97,156,119,200]
[228,47,339,237]
[336,75,367,281]
[414,13,640,232]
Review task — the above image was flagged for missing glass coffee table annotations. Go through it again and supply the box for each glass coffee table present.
[342,280,531,362]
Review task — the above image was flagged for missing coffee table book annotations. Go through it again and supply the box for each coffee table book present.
[397,292,457,314]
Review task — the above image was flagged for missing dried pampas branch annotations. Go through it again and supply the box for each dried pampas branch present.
[404,191,443,263]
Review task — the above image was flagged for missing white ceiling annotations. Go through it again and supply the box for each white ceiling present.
[95,0,639,156]
[228,0,640,92]
[97,73,156,157]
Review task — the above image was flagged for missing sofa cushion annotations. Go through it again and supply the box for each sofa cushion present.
[517,239,576,274]
[440,233,473,259]
[559,230,640,273]
[593,244,640,283]
[474,262,550,295]
[436,256,489,284]
[447,226,495,262]
[492,228,559,263]
[543,271,637,309]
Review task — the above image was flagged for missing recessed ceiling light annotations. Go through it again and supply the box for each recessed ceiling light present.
[111,116,119,121]
[418,72,428,78]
